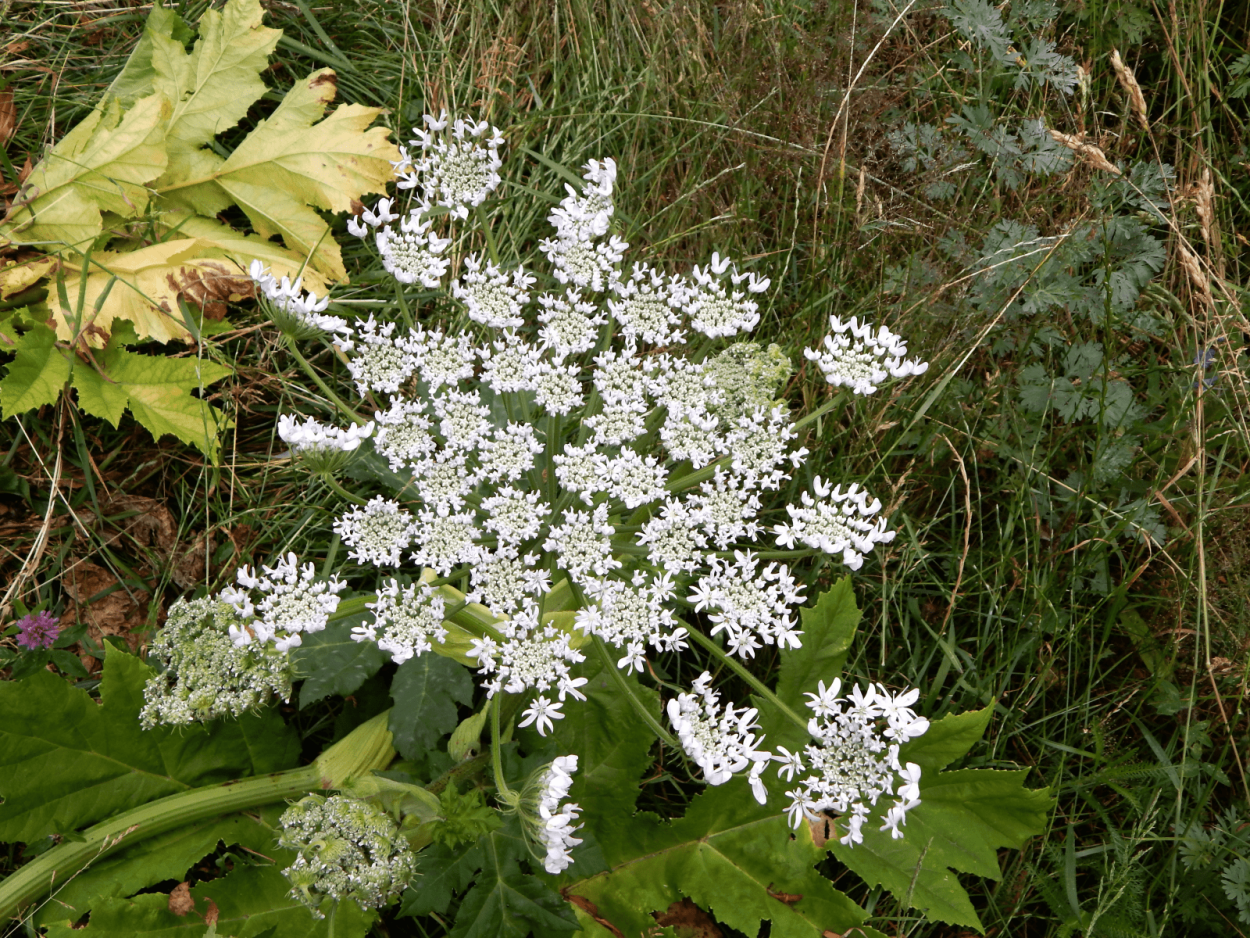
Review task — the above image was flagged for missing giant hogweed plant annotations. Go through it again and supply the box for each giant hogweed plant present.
[0,110,1050,938]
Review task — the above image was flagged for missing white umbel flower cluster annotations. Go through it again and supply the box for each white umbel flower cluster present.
[278,794,416,917]
[263,113,930,726]
[803,315,929,395]
[774,478,897,572]
[514,755,583,874]
[466,599,588,734]
[220,552,346,652]
[667,672,773,803]
[397,111,505,219]
[775,679,929,846]
[248,260,353,345]
[352,578,448,664]
[334,497,415,567]
[278,415,374,455]
[140,597,292,729]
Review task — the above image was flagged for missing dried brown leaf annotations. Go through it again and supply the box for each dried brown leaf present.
[0,89,14,145]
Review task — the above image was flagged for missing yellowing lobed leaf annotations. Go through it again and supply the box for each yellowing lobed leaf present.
[0,256,58,300]
[149,0,280,150]
[154,67,398,281]
[51,238,255,345]
[49,213,333,345]
[0,94,170,252]
[1,0,396,350]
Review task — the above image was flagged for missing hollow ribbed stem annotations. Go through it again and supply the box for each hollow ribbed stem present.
[789,390,845,434]
[284,338,367,427]
[490,694,514,801]
[591,636,679,748]
[0,710,396,926]
[320,472,368,506]
[684,627,811,735]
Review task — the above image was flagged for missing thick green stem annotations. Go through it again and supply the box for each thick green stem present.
[592,636,679,748]
[490,694,513,800]
[285,338,367,427]
[684,627,811,735]
[320,472,368,506]
[0,711,396,926]
[789,391,844,434]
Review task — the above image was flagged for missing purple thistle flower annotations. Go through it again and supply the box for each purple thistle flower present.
[14,611,60,650]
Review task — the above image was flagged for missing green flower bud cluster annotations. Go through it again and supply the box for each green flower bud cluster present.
[140,596,293,729]
[704,342,792,420]
[278,793,417,917]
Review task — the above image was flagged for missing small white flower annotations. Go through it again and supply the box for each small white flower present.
[686,550,805,658]
[774,478,895,571]
[278,414,375,456]
[480,486,550,545]
[607,263,688,346]
[535,289,607,360]
[410,507,483,576]
[221,553,346,652]
[574,571,685,670]
[451,254,534,328]
[346,317,417,395]
[683,253,765,339]
[544,504,621,581]
[518,695,564,736]
[372,398,437,472]
[779,679,927,846]
[480,331,543,395]
[478,422,544,484]
[401,113,505,218]
[376,214,452,286]
[533,358,586,416]
[803,315,929,395]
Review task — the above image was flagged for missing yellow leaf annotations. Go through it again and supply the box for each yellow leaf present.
[1,95,170,252]
[0,257,58,300]
[50,214,333,346]
[51,239,255,346]
[152,0,280,149]
[158,211,331,296]
[153,68,398,281]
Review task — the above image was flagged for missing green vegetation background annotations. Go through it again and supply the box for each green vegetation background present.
[1,0,1248,934]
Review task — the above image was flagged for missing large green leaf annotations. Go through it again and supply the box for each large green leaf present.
[398,840,485,918]
[0,322,69,417]
[541,656,657,870]
[72,343,234,458]
[292,612,388,709]
[148,0,280,151]
[0,645,299,843]
[153,67,396,281]
[0,94,169,252]
[448,817,579,938]
[43,864,376,938]
[775,575,860,715]
[32,812,277,928]
[567,782,880,938]
[826,708,1052,931]
[387,653,474,761]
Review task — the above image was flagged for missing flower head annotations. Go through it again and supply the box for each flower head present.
[279,794,416,916]
[803,316,929,395]
[510,755,583,873]
[776,680,928,846]
[141,597,292,728]
[220,553,346,652]
[13,610,59,650]
[667,672,773,803]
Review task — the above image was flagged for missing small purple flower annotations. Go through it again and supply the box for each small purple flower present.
[14,611,60,650]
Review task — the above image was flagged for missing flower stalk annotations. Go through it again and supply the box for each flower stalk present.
[0,710,396,926]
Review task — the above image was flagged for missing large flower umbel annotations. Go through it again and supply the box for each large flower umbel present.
[775,679,929,846]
